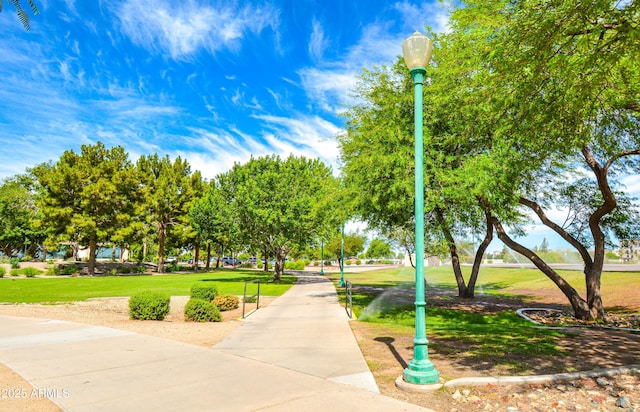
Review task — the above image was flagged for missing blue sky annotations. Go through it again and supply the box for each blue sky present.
[0,0,448,181]
[1,0,637,253]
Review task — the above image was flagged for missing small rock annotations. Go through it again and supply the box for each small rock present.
[616,396,631,408]
[505,407,519,412]
[596,377,610,386]
[462,389,471,396]
[452,389,461,400]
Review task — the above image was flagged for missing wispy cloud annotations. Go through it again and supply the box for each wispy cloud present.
[308,18,328,64]
[112,0,280,60]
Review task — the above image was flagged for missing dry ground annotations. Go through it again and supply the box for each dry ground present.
[350,289,640,411]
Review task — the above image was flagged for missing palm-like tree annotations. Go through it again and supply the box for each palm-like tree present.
[0,0,39,31]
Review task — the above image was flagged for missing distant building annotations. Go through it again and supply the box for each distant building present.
[620,240,640,262]
[404,253,442,267]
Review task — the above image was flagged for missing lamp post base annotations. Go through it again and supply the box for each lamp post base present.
[403,358,440,385]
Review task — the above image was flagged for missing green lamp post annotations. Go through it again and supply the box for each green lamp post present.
[401,31,440,385]
[338,224,345,287]
[320,239,325,275]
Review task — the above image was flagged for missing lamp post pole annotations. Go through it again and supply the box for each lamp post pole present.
[338,224,345,287]
[402,31,440,385]
[320,239,325,275]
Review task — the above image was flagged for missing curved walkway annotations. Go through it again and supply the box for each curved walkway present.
[0,272,433,412]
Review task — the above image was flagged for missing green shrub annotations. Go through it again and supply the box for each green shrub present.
[9,267,41,277]
[313,261,319,266]
[324,261,332,266]
[285,260,305,270]
[303,259,311,266]
[61,265,79,276]
[184,298,222,322]
[0,266,5,277]
[119,266,132,274]
[129,292,170,320]
[9,258,20,269]
[23,267,40,277]
[191,283,218,301]
[212,294,239,311]
[346,260,352,265]
[135,265,146,274]
[46,266,61,276]
[355,259,362,265]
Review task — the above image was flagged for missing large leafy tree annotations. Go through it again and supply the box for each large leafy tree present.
[0,0,38,31]
[0,174,45,257]
[33,142,140,275]
[222,155,337,281]
[188,179,240,270]
[440,0,640,320]
[136,154,200,273]
[339,59,495,298]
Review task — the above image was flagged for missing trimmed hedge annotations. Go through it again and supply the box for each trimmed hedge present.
[129,291,171,320]
[212,294,239,311]
[0,266,5,278]
[191,283,218,300]
[184,298,222,322]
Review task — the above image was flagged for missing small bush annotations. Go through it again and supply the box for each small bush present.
[184,298,222,322]
[313,261,319,266]
[212,294,239,311]
[9,267,42,277]
[135,265,146,274]
[23,267,40,277]
[346,260,352,265]
[355,259,362,265]
[0,266,5,277]
[191,283,218,301]
[46,266,61,276]
[129,292,170,320]
[285,260,305,270]
[9,258,20,269]
[119,266,132,274]
[61,265,79,276]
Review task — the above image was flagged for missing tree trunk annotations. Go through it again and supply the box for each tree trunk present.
[435,208,468,298]
[41,244,47,261]
[88,238,97,276]
[205,243,211,270]
[272,249,286,282]
[464,206,495,299]
[157,220,166,273]
[194,245,200,271]
[489,214,594,320]
[112,244,116,261]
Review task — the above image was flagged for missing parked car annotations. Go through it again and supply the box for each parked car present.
[222,257,242,266]
[164,257,177,264]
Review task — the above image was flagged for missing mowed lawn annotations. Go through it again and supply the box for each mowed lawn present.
[0,269,295,303]
[339,265,640,311]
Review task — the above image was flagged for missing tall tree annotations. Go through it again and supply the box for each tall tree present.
[33,142,139,275]
[365,238,393,259]
[136,154,199,273]
[444,0,640,319]
[0,174,44,257]
[223,155,337,281]
[339,59,495,298]
[189,179,240,270]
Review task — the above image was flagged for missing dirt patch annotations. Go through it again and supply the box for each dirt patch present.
[350,288,640,411]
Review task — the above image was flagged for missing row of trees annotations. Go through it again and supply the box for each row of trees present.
[0,143,353,281]
[339,0,640,320]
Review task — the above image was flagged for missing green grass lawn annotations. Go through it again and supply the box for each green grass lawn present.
[327,265,639,369]
[0,269,295,303]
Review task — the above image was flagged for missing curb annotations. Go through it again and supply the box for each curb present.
[443,364,640,388]
[516,307,640,333]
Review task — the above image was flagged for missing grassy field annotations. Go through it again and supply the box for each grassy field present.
[0,269,295,303]
[328,265,639,372]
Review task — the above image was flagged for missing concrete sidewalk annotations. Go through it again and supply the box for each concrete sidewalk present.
[0,272,433,411]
